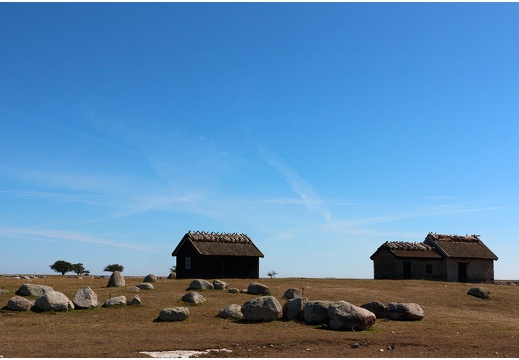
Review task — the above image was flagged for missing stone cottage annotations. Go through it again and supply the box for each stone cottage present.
[370,233,498,282]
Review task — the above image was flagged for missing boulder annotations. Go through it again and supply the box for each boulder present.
[127,295,142,306]
[182,291,206,305]
[143,274,158,283]
[102,296,127,307]
[360,301,388,319]
[228,288,240,294]
[188,279,214,290]
[283,297,308,321]
[218,304,244,320]
[73,285,98,309]
[328,301,376,331]
[387,302,424,321]
[241,296,282,322]
[247,282,271,296]
[158,307,190,321]
[107,271,125,287]
[136,283,154,290]
[15,284,54,297]
[283,288,303,299]
[7,296,34,311]
[167,272,176,279]
[303,300,332,324]
[213,279,228,290]
[0,289,9,295]
[34,291,74,312]
[468,287,490,299]
[126,286,141,292]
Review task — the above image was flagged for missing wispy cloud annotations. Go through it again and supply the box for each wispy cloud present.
[258,147,332,222]
[323,203,504,235]
[0,227,160,252]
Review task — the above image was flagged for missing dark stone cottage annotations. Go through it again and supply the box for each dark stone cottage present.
[370,233,498,282]
[172,231,264,279]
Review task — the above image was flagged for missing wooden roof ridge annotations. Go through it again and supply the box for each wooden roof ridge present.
[172,230,264,257]
[426,232,482,243]
[383,241,435,251]
[186,230,252,244]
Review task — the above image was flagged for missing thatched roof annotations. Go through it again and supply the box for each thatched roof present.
[172,231,264,257]
[371,233,498,261]
[425,233,498,260]
[370,241,443,259]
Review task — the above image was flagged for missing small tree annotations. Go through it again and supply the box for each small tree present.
[103,264,124,272]
[49,260,73,275]
[267,270,278,279]
[71,263,89,276]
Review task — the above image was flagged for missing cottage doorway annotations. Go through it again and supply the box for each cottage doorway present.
[458,262,467,282]
[403,261,411,279]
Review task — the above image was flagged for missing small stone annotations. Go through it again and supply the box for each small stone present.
[107,271,125,287]
[143,274,158,283]
[102,296,126,307]
[127,295,142,305]
[181,291,206,305]
[136,283,154,290]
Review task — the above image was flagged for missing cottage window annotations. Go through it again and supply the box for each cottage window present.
[185,257,191,270]
[426,264,432,274]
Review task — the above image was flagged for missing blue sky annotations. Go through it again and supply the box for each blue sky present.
[1,3,519,279]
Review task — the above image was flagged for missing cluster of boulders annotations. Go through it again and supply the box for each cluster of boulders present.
[153,279,424,332]
[2,272,161,312]
[9,276,501,333]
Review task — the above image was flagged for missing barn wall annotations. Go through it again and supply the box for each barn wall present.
[372,250,443,280]
[174,243,200,279]
[175,250,260,279]
[444,258,494,282]
[198,256,259,279]
[373,250,401,279]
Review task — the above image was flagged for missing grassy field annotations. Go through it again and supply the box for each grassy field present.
[1,276,518,358]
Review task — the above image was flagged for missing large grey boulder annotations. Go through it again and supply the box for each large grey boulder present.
[468,287,490,299]
[303,300,332,324]
[7,296,34,311]
[360,301,388,319]
[213,279,228,290]
[218,304,244,320]
[328,301,376,331]
[182,291,206,305]
[387,302,424,321]
[102,296,127,307]
[34,291,74,312]
[283,288,303,299]
[283,297,308,321]
[188,279,214,290]
[15,284,54,297]
[127,295,142,306]
[247,282,271,296]
[241,296,282,322]
[136,282,154,290]
[73,285,98,309]
[158,307,190,321]
[143,274,158,283]
[167,272,176,279]
[107,271,125,287]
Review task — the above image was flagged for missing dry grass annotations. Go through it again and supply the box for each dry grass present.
[1,276,519,358]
